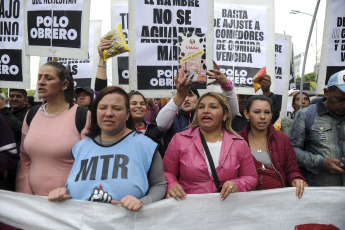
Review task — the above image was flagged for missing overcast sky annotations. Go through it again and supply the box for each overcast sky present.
[274,0,326,55]
[90,0,326,55]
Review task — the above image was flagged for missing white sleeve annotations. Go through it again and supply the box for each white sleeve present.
[156,98,179,132]
[222,89,239,121]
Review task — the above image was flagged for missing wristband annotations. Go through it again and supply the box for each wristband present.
[221,80,233,91]
[98,64,107,68]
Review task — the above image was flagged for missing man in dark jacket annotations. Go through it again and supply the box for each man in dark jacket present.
[0,89,28,150]
[0,112,19,190]
[0,88,28,191]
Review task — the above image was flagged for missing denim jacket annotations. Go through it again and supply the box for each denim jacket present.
[289,99,345,186]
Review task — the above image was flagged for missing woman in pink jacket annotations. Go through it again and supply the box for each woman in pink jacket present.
[163,92,258,200]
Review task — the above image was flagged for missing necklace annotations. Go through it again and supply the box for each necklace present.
[249,133,266,152]
[216,132,224,142]
[44,103,70,116]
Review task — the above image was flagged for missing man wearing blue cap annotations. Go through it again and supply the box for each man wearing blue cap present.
[289,70,345,186]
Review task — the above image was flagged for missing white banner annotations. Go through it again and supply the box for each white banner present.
[39,20,102,89]
[0,0,30,89]
[1,187,345,230]
[318,0,345,94]
[111,1,129,90]
[24,0,90,59]
[131,0,208,95]
[214,0,275,95]
[275,34,292,119]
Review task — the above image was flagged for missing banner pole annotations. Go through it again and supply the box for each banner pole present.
[299,0,321,108]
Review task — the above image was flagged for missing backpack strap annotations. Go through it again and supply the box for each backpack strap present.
[75,105,88,134]
[26,105,41,126]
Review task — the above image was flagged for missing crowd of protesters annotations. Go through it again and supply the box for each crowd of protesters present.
[0,39,344,215]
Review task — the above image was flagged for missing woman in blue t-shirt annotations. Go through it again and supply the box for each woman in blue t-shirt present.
[48,86,167,211]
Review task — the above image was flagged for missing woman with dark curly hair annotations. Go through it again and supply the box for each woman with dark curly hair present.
[16,62,91,196]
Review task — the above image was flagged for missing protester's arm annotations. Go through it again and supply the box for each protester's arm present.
[289,111,325,174]
[156,75,192,132]
[207,69,238,120]
[268,93,280,124]
[260,74,280,123]
[94,39,111,94]
[281,117,292,135]
[139,150,167,205]
[145,99,159,123]
[16,115,34,194]
[156,98,179,132]
[223,89,239,121]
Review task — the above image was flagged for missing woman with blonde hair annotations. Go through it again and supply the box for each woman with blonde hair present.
[163,92,257,200]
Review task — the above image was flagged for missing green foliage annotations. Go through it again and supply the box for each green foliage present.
[296,72,315,83]
[2,88,8,98]
[296,72,316,91]
[27,90,36,97]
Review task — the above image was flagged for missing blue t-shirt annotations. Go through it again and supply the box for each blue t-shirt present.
[66,131,157,202]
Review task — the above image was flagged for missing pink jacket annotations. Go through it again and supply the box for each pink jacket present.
[163,127,258,194]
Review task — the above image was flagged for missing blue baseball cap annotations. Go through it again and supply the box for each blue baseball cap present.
[327,70,345,93]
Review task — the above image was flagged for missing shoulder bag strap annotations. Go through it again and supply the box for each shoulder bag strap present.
[26,105,41,126]
[199,129,221,192]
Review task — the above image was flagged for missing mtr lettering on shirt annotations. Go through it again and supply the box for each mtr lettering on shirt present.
[75,154,129,182]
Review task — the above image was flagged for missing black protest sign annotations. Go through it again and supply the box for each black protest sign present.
[320,1,345,89]
[0,0,21,42]
[137,65,177,90]
[118,56,129,85]
[114,6,129,85]
[25,1,89,59]
[218,65,259,88]
[74,78,91,88]
[135,0,207,90]
[27,10,82,48]
[0,0,27,87]
[0,49,22,82]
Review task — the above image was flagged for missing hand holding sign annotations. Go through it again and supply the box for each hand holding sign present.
[207,61,231,88]
[98,39,112,61]
[173,73,195,107]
